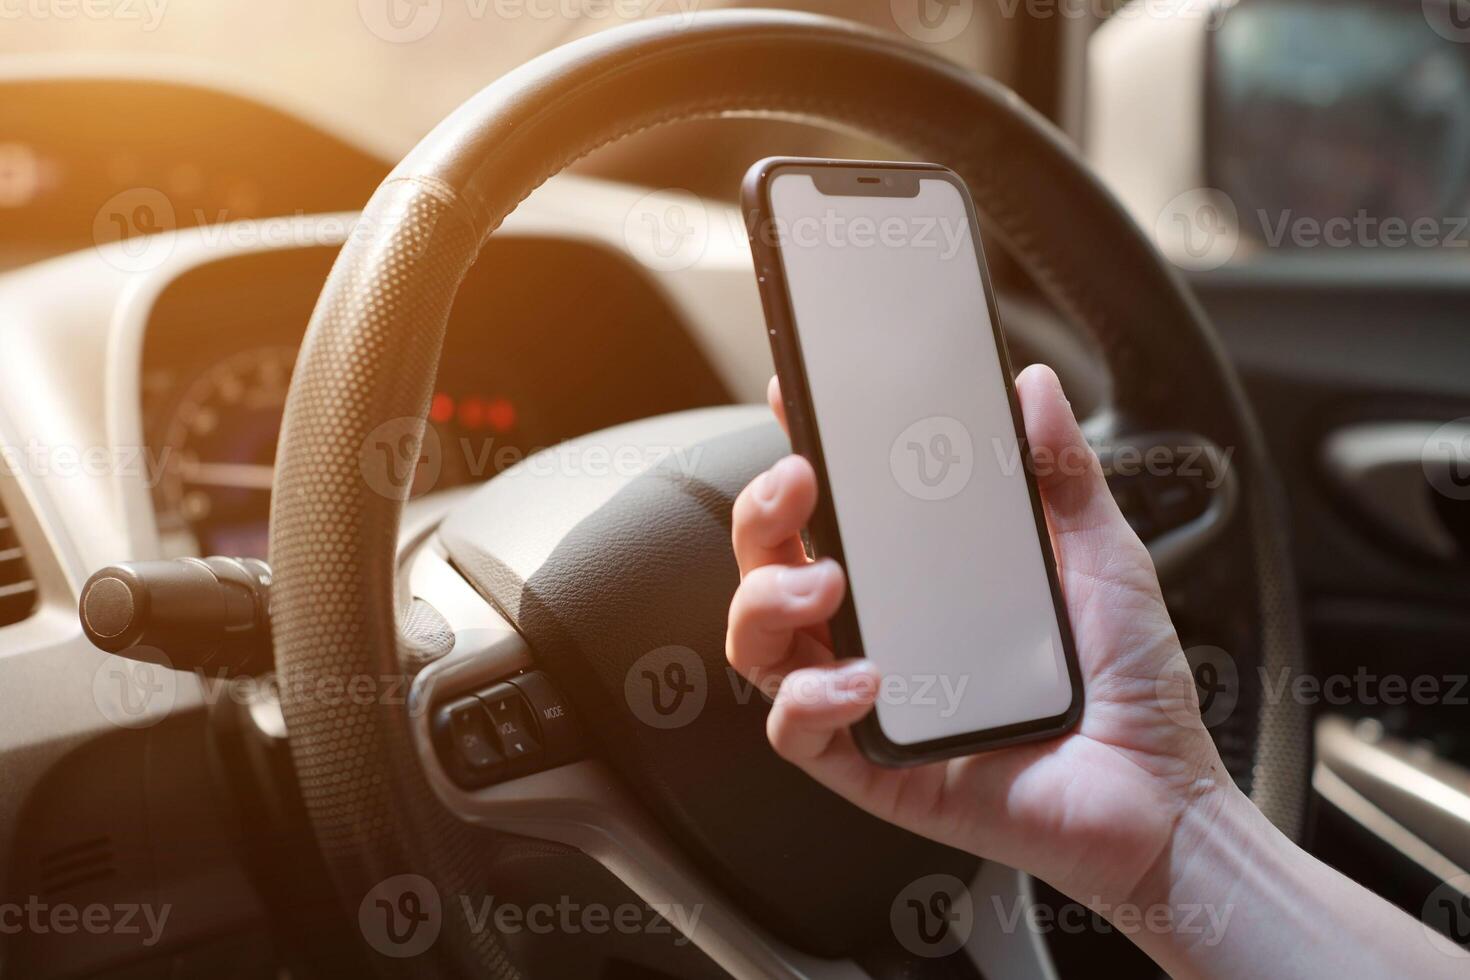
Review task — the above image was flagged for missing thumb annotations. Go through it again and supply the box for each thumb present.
[1014,364,1136,548]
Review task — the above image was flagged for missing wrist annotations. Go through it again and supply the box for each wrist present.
[1126,757,1249,910]
[1080,758,1463,979]
[1107,770,1269,972]
[1032,740,1246,918]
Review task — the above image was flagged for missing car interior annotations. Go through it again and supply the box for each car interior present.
[2,0,1469,977]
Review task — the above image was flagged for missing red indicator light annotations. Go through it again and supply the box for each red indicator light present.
[487,398,517,434]
[429,392,454,424]
[458,396,485,430]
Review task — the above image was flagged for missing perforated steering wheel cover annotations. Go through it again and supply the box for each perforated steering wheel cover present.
[268,10,1309,974]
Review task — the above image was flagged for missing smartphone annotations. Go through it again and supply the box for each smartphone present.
[742,158,1083,766]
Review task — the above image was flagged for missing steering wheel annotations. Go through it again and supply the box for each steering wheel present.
[269,10,1309,976]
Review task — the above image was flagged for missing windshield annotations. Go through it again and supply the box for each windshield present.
[5,0,1002,159]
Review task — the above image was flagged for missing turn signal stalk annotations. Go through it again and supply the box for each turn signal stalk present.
[79,557,272,676]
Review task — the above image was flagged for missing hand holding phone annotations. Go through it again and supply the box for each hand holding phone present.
[730,159,1458,980]
[743,158,1081,763]
[726,363,1231,921]
[728,158,1232,914]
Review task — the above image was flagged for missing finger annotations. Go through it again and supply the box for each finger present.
[767,374,789,438]
[766,660,880,765]
[768,662,1054,847]
[1015,364,1135,546]
[732,454,817,575]
[726,559,844,678]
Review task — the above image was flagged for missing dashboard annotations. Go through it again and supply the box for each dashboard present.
[0,68,769,979]
[140,241,732,558]
[0,68,744,564]
[0,75,388,272]
[0,67,1097,568]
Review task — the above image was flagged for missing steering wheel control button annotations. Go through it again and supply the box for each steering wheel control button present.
[444,697,502,772]
[433,672,581,789]
[507,669,580,766]
[478,683,541,762]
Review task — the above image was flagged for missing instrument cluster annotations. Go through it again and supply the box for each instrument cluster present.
[141,239,732,558]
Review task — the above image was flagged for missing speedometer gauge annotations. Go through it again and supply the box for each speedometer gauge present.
[153,345,296,558]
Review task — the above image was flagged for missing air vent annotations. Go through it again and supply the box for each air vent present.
[38,836,116,895]
[0,510,37,625]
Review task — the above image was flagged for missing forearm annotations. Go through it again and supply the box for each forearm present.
[1117,781,1464,979]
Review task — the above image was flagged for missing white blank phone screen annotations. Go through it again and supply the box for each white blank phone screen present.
[769,172,1073,745]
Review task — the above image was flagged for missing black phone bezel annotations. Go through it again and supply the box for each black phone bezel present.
[741,156,1085,767]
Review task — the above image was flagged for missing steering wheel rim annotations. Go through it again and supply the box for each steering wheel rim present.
[269,10,1309,975]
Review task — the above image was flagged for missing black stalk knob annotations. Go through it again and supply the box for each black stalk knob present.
[79,557,272,675]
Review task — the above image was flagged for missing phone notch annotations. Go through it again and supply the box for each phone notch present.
[810,167,921,198]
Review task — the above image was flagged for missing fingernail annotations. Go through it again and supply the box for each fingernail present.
[833,661,878,700]
[753,468,779,503]
[773,454,811,488]
[777,562,829,598]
